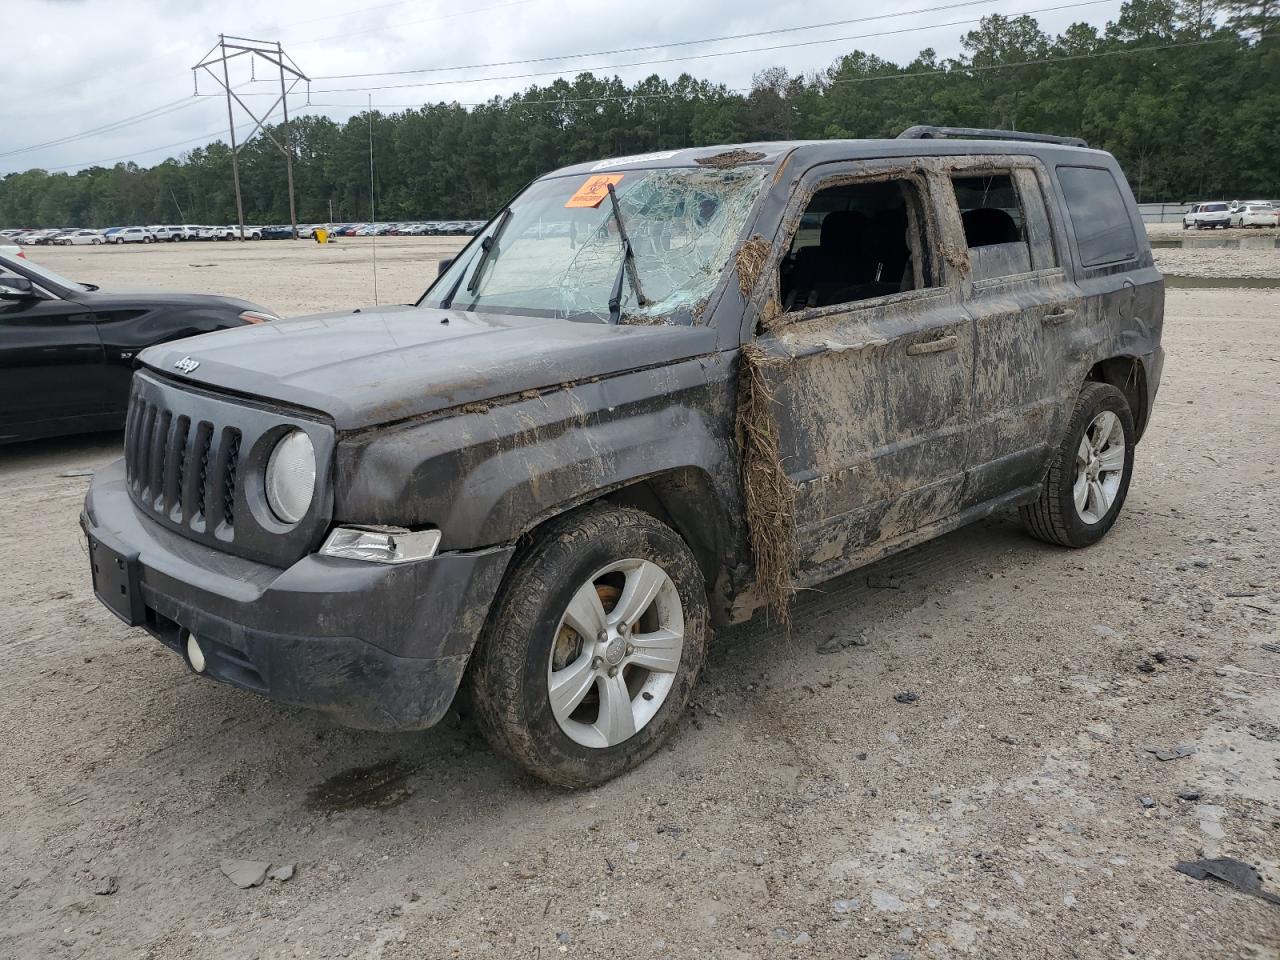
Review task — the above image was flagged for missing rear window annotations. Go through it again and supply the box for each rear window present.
[1203,203,1228,212]
[1057,166,1138,267]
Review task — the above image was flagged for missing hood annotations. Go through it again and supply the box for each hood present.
[77,289,263,313]
[139,304,719,430]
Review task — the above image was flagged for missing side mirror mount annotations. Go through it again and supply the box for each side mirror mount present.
[0,276,36,301]
[437,257,454,277]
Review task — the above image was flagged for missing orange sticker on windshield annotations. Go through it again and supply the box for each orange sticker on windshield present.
[565,174,623,208]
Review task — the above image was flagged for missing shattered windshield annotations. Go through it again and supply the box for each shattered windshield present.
[422,165,768,324]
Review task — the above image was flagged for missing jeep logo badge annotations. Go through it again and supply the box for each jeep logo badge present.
[174,356,200,374]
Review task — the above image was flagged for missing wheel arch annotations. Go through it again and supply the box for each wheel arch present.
[512,466,735,622]
[1086,355,1150,441]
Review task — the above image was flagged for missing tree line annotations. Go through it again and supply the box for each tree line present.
[2,0,1276,228]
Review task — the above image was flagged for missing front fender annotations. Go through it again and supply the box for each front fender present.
[334,354,740,550]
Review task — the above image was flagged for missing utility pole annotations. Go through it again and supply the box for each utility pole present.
[194,36,309,240]
[278,42,299,239]
[217,35,246,240]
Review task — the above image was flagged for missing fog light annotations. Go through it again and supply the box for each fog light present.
[320,526,441,564]
[185,631,206,673]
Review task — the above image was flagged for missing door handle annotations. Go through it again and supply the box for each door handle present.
[906,335,958,356]
[1043,308,1076,325]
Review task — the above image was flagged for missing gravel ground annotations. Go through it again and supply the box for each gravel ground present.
[1,241,1278,960]
[1146,221,1280,279]
[28,236,468,317]
[1154,245,1280,281]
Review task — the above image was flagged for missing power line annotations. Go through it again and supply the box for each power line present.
[10,15,1251,174]
[284,0,469,29]
[826,32,1263,85]
[0,96,205,160]
[0,0,541,161]
[35,122,257,173]
[304,0,1116,95]
[293,0,540,46]
[311,0,1013,80]
[295,33,1257,112]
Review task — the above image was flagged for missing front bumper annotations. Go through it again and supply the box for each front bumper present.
[82,458,514,731]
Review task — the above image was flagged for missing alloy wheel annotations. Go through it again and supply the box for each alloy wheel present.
[546,558,684,749]
[1073,410,1125,524]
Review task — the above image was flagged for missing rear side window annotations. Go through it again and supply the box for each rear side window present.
[952,173,1031,281]
[1057,166,1138,267]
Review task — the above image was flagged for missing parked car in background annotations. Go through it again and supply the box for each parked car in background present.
[213,225,263,240]
[110,226,155,244]
[261,225,295,239]
[79,129,1164,787]
[148,225,183,242]
[1183,202,1231,229]
[52,229,104,246]
[0,251,278,443]
[1231,201,1277,228]
[18,229,62,245]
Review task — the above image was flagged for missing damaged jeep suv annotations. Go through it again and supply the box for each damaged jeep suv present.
[83,127,1163,786]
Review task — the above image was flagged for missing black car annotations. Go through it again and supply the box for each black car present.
[0,253,277,444]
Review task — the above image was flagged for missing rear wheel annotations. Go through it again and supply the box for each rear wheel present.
[1020,382,1135,548]
[468,504,708,787]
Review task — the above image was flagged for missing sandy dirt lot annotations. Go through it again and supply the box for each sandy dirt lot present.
[2,239,1278,959]
[29,236,468,318]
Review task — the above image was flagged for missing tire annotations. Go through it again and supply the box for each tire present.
[467,504,709,788]
[1020,381,1136,549]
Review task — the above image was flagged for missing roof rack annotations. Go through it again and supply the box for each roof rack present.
[897,125,1088,148]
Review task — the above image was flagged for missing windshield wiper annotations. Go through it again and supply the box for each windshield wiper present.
[605,183,648,324]
[440,206,512,309]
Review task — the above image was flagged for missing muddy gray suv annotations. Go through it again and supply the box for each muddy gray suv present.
[83,127,1164,786]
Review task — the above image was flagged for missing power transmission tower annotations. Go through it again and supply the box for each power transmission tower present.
[193,36,309,239]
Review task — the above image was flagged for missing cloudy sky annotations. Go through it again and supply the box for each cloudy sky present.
[4,0,1126,175]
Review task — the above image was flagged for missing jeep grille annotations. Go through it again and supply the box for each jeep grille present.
[123,371,334,568]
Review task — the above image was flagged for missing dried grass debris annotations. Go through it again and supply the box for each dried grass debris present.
[735,235,772,300]
[735,342,797,634]
[695,149,766,169]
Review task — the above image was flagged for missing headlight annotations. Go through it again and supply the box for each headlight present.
[239,310,278,324]
[321,526,441,564]
[265,429,316,524]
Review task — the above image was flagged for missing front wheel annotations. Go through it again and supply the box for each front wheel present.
[1020,381,1135,548]
[468,504,708,788]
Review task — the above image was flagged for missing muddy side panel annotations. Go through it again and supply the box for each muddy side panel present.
[333,354,744,564]
[947,159,1089,504]
[737,159,976,579]
[1046,160,1165,436]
